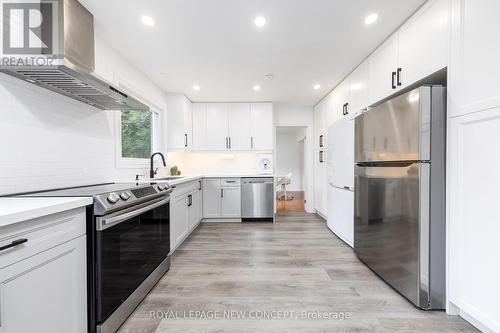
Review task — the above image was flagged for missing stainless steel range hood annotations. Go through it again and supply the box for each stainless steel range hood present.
[0,0,149,111]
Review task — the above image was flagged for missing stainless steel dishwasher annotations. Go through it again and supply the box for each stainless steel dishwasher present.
[241,177,274,222]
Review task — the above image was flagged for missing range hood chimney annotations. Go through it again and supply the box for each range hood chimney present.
[0,0,149,111]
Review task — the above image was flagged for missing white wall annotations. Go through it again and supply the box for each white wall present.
[0,27,167,195]
[273,103,314,212]
[275,127,305,191]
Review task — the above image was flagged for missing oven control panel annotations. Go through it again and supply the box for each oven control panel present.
[94,184,171,216]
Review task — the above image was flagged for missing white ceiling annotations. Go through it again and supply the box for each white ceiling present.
[80,0,426,106]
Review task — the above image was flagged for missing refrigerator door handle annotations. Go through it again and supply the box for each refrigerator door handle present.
[356,161,419,168]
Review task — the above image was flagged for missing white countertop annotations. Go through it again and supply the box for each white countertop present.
[0,197,93,229]
[136,174,275,186]
[138,173,277,185]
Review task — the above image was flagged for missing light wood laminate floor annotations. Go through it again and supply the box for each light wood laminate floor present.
[117,213,477,333]
[276,191,305,212]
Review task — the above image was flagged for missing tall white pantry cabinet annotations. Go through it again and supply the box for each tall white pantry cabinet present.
[447,0,500,332]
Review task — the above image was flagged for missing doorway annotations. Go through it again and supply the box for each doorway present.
[275,126,307,212]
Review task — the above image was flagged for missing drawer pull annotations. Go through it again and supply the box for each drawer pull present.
[0,238,28,252]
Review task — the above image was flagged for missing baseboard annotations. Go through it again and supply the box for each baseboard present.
[459,308,497,333]
[202,218,242,223]
[315,210,327,220]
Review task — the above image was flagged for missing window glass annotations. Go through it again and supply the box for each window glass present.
[121,110,153,159]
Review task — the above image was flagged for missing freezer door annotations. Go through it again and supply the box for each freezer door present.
[354,162,431,308]
[355,87,431,163]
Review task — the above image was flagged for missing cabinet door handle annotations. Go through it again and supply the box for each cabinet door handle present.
[397,68,402,86]
[345,103,349,115]
[319,151,324,163]
[342,104,346,115]
[221,189,224,198]
[319,135,323,148]
[0,238,28,252]
[251,137,254,149]
[198,181,202,191]
[225,137,228,149]
[391,71,397,89]
[184,134,188,147]
[228,137,231,149]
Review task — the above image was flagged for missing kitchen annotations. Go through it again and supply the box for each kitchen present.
[0,0,498,333]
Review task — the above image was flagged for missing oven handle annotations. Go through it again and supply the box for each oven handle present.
[96,197,170,231]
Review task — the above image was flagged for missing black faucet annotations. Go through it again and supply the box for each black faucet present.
[150,152,166,179]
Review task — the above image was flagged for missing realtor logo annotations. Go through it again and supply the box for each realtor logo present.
[2,1,54,55]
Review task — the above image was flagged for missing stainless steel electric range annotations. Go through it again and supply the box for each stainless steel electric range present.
[21,183,173,333]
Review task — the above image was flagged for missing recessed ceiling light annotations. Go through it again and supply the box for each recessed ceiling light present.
[193,85,200,91]
[254,16,266,28]
[313,84,321,90]
[141,15,155,27]
[253,85,261,91]
[364,13,378,25]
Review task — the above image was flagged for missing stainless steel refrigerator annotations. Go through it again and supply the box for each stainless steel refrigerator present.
[354,86,446,310]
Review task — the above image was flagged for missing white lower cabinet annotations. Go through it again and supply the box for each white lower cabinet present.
[327,185,354,247]
[170,194,189,250]
[449,108,500,332]
[202,178,223,218]
[0,209,87,333]
[203,178,242,220]
[314,150,328,217]
[221,186,241,218]
[170,180,203,251]
[188,189,202,230]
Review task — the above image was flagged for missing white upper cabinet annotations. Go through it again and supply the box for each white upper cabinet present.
[166,94,193,151]
[228,103,252,150]
[398,0,450,88]
[205,103,229,150]
[368,0,450,106]
[313,101,325,149]
[347,61,369,120]
[450,0,500,116]
[368,36,399,105]
[250,103,274,151]
[192,103,207,150]
[192,102,273,151]
[326,83,343,125]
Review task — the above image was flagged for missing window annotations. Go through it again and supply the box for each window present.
[115,108,161,168]
[121,110,153,159]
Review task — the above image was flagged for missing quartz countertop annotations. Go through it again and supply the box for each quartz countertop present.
[135,174,276,186]
[0,197,92,229]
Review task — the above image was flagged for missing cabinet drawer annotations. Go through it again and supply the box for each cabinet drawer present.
[221,178,241,187]
[171,180,202,198]
[0,208,86,269]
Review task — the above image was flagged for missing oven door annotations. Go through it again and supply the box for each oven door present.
[95,196,170,323]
